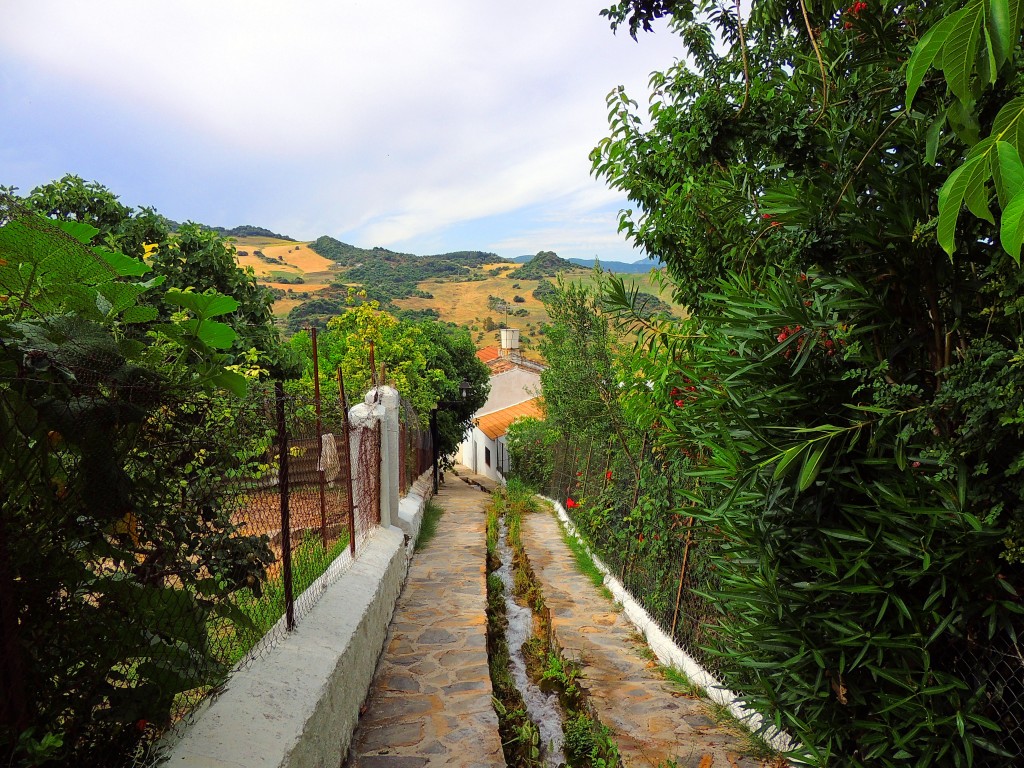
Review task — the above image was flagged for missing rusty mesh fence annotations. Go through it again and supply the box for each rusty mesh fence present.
[398,395,432,495]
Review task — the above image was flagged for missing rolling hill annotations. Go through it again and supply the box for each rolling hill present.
[230,233,670,353]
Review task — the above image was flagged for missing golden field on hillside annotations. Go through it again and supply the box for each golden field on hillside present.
[230,240,674,347]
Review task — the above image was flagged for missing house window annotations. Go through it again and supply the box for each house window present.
[485,447,491,467]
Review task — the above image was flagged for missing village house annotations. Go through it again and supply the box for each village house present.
[457,328,544,481]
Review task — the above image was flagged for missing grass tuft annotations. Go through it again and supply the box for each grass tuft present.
[558,519,612,600]
[415,499,444,550]
[662,666,706,699]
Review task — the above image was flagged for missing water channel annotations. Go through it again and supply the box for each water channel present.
[494,518,567,767]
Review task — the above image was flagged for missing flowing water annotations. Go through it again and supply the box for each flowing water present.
[495,518,567,767]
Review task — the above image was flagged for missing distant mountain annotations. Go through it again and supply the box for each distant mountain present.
[308,235,412,266]
[511,253,657,274]
[423,250,504,267]
[162,219,295,241]
[510,251,583,279]
[216,225,295,240]
[566,257,658,274]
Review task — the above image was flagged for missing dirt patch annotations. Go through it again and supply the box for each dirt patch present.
[263,243,335,273]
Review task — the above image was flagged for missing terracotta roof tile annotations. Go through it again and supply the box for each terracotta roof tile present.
[475,398,544,440]
[487,359,516,375]
[476,346,501,362]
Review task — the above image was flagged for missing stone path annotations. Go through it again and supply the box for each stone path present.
[521,504,767,768]
[345,472,503,767]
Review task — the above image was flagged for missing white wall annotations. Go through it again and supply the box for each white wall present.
[457,425,501,481]
[477,368,541,416]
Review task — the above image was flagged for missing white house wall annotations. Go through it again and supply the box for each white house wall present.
[457,425,501,482]
[477,368,541,417]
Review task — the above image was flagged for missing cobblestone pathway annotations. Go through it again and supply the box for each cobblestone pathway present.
[521,504,767,768]
[345,474,503,767]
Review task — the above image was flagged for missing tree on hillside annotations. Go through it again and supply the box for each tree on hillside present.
[24,174,170,259]
[288,296,489,458]
[586,0,1024,764]
[20,177,295,376]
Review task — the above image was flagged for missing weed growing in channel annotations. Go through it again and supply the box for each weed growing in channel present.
[415,499,444,550]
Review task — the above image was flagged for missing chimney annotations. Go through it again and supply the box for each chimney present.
[499,328,520,357]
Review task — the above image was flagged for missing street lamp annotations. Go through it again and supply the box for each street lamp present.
[431,380,472,493]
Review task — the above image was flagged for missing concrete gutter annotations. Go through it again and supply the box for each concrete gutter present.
[162,474,433,768]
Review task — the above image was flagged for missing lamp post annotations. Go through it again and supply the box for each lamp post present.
[431,379,472,493]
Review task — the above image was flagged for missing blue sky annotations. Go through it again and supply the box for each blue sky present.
[0,1,681,263]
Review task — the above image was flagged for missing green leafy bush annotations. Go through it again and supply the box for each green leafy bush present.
[506,417,560,489]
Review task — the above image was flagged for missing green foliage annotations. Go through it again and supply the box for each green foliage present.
[415,499,445,550]
[149,223,295,376]
[579,1,1024,763]
[506,416,560,489]
[287,296,489,458]
[541,652,582,696]
[532,280,557,303]
[230,531,348,664]
[24,174,169,260]
[563,711,621,768]
[0,198,278,765]
[539,279,636,447]
[511,250,581,280]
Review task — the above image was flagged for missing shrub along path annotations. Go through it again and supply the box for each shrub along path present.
[345,471,504,767]
[521,503,769,768]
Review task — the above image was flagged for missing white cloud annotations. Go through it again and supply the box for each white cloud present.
[0,1,680,260]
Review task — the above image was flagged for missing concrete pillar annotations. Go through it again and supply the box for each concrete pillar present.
[370,386,401,530]
[347,401,375,530]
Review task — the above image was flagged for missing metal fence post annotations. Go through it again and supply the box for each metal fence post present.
[620,431,648,582]
[310,327,328,547]
[275,381,295,631]
[581,438,594,499]
[338,368,357,557]
[670,515,695,639]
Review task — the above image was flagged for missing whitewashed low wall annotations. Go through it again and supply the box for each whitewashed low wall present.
[162,474,433,768]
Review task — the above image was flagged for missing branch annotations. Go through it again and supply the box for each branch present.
[799,0,829,120]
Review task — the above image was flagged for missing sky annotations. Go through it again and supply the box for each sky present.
[0,1,683,263]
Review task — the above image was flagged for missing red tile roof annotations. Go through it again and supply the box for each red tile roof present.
[476,346,501,363]
[475,398,544,440]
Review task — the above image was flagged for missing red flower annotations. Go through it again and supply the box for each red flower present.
[566,498,578,509]
[638,533,645,543]
[135,719,148,733]
[576,471,583,476]
[674,399,686,407]
[605,470,613,481]
[762,213,774,220]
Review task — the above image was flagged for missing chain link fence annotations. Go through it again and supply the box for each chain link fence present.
[0,352,401,766]
[543,436,726,677]
[544,435,1024,764]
